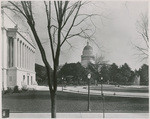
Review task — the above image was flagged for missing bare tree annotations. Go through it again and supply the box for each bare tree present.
[88,55,108,118]
[88,55,108,75]
[3,1,97,118]
[134,13,149,62]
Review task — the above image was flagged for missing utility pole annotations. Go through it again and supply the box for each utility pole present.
[62,77,63,91]
[101,77,105,118]
[87,73,91,111]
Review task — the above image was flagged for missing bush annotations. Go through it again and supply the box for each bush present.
[3,87,13,94]
[21,85,28,92]
[21,87,28,92]
[13,86,19,93]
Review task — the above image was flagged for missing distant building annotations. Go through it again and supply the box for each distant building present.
[81,42,95,68]
[1,9,37,90]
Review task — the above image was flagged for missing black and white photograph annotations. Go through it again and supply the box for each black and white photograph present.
[1,0,149,118]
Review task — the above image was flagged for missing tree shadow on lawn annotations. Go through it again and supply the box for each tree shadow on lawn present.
[2,91,149,113]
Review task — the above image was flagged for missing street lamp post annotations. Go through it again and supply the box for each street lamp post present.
[62,77,63,91]
[101,77,103,97]
[87,73,91,111]
[100,77,105,118]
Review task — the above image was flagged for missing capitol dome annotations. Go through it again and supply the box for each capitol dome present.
[83,42,93,51]
[81,42,95,68]
[82,42,93,56]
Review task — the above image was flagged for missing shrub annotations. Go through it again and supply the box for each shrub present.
[21,87,28,92]
[13,86,19,93]
[21,85,28,92]
[3,87,13,94]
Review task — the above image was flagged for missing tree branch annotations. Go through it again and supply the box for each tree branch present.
[9,1,28,19]
[60,2,82,47]
[44,1,55,62]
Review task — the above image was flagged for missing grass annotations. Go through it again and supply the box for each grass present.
[90,85,149,93]
[2,90,148,113]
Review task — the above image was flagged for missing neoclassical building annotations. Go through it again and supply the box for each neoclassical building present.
[1,9,37,90]
[81,42,95,68]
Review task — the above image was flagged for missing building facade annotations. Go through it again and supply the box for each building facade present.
[81,42,95,68]
[1,9,37,90]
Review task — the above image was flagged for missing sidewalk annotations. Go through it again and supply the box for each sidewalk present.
[35,86,149,98]
[9,113,149,118]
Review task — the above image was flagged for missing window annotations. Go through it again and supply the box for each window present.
[23,75,25,81]
[27,76,29,85]
[8,37,14,67]
[31,76,32,85]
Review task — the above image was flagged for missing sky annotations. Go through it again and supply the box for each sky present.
[34,1,148,70]
[3,1,149,70]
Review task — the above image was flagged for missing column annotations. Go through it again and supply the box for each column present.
[28,47,29,69]
[26,46,28,69]
[23,43,25,68]
[14,38,17,67]
[20,41,22,68]
[21,42,23,68]
[29,49,31,70]
[32,50,33,70]
[22,43,24,68]
[29,48,31,70]
[17,39,20,67]
[24,45,26,69]
[30,48,31,70]
[30,49,33,70]
[23,44,25,69]
[25,45,27,68]
[24,45,25,69]
[28,48,29,70]
[33,51,35,71]
[27,47,29,69]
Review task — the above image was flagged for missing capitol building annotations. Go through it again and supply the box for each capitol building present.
[81,42,95,68]
[1,9,37,90]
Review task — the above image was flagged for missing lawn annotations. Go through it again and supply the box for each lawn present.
[90,85,149,93]
[2,91,148,113]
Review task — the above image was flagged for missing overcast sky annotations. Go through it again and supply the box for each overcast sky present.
[33,1,148,70]
[3,1,148,70]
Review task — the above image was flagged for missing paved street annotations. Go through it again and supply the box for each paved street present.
[9,112,149,118]
[34,85,149,98]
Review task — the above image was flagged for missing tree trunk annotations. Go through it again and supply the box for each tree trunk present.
[51,91,56,118]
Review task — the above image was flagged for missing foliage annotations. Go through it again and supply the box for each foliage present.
[21,85,28,92]
[58,62,87,85]
[3,87,13,94]
[88,62,149,86]
[109,63,119,83]
[87,55,110,84]
[13,86,20,93]
[59,62,149,86]
[138,64,149,85]
[35,63,53,85]
[100,64,110,83]
[118,63,132,85]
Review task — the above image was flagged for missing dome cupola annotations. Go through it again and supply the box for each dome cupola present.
[81,42,95,68]
[82,42,93,56]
